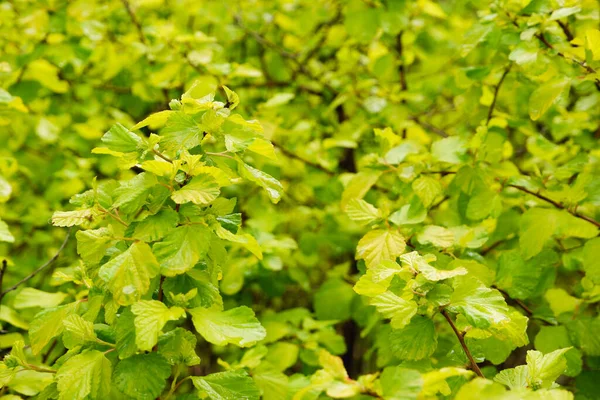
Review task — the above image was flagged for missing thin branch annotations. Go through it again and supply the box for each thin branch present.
[412,117,449,138]
[233,14,297,59]
[300,9,342,63]
[0,260,7,302]
[396,31,408,93]
[536,32,600,91]
[556,20,574,41]
[506,184,600,228]
[441,309,484,378]
[153,149,173,163]
[494,287,533,316]
[120,0,146,44]
[0,229,71,303]
[487,65,512,124]
[270,140,334,175]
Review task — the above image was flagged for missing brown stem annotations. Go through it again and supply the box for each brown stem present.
[41,339,58,364]
[153,149,173,163]
[556,20,574,41]
[441,309,484,378]
[536,32,600,91]
[120,0,146,44]
[0,260,7,303]
[396,31,408,93]
[487,64,512,124]
[271,140,334,175]
[506,184,600,228]
[0,229,71,303]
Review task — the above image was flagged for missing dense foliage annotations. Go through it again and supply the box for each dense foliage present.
[1,0,600,398]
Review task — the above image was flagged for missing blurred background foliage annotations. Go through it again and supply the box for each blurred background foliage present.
[1,0,600,398]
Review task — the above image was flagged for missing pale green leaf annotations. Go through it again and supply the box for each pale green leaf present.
[370,291,418,329]
[56,350,111,400]
[356,229,406,268]
[215,225,263,259]
[0,218,14,243]
[13,288,67,309]
[238,162,283,204]
[189,305,266,347]
[29,302,78,354]
[63,314,97,345]
[76,227,114,265]
[153,225,211,276]
[416,225,454,248]
[526,348,571,389]
[192,369,260,400]
[448,276,509,328]
[345,198,380,225]
[380,366,423,400]
[101,123,142,153]
[98,242,160,306]
[131,300,185,351]
[528,79,570,121]
[171,174,220,205]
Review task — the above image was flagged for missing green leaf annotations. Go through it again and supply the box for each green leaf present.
[101,123,142,153]
[314,279,355,321]
[586,29,600,60]
[448,276,509,328]
[76,227,114,265]
[189,305,266,347]
[421,368,472,397]
[534,326,581,377]
[344,198,380,225]
[192,369,260,400]
[62,314,97,345]
[115,309,137,360]
[370,291,418,329]
[171,174,220,205]
[583,237,600,283]
[153,225,211,276]
[340,172,380,209]
[51,209,96,227]
[131,300,185,351]
[412,176,443,207]
[528,79,570,121]
[0,218,14,243]
[214,225,263,259]
[494,365,529,390]
[112,173,158,215]
[417,225,454,248]
[389,315,438,360]
[431,137,467,164]
[158,327,201,366]
[132,208,179,242]
[131,110,174,131]
[519,208,558,260]
[253,366,289,400]
[113,353,171,400]
[400,251,467,281]
[13,288,67,309]
[356,229,406,268]
[223,86,240,109]
[380,366,423,400]
[237,161,283,204]
[56,350,111,400]
[526,348,571,389]
[160,112,203,151]
[98,242,160,306]
[29,302,78,354]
